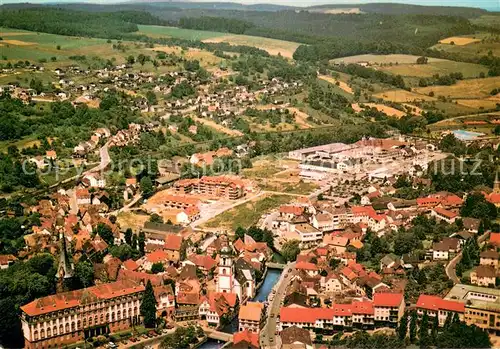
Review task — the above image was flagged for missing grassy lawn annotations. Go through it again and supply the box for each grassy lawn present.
[203,194,293,230]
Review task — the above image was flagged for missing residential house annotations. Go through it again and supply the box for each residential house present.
[280,326,313,349]
[373,293,405,327]
[416,294,465,326]
[432,238,460,261]
[470,265,496,287]
[233,330,259,349]
[480,250,499,269]
[431,207,459,224]
[239,302,264,333]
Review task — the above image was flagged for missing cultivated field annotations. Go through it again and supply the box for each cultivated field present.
[379,61,488,78]
[202,35,300,59]
[148,46,223,67]
[414,76,500,99]
[455,97,500,110]
[318,75,353,94]
[352,103,406,118]
[438,36,481,45]
[330,54,446,65]
[138,25,301,58]
[374,89,436,103]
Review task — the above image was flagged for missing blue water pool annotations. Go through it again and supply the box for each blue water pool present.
[452,129,485,141]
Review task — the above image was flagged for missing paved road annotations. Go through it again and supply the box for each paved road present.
[260,262,296,349]
[85,142,111,175]
[445,232,490,284]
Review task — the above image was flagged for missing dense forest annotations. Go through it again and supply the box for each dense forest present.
[0,8,165,38]
[178,16,254,34]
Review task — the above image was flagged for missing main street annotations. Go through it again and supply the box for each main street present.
[260,262,296,349]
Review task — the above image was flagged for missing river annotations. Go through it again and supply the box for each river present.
[219,268,282,336]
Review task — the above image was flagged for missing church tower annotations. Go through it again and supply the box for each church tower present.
[216,246,234,294]
[494,171,500,194]
[56,233,74,293]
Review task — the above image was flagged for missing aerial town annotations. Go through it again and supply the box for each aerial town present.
[1,2,500,349]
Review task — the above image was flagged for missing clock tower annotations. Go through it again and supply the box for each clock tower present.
[217,246,234,293]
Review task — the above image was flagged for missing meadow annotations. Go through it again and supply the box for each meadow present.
[330,54,447,65]
[137,24,301,58]
[378,61,488,79]
[414,76,500,99]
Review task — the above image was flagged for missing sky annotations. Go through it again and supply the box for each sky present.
[0,0,498,11]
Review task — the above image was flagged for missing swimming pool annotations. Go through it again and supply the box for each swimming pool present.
[452,129,485,141]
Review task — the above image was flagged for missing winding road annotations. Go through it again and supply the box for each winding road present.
[445,232,490,284]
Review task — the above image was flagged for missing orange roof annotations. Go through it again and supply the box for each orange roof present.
[21,279,144,316]
[417,197,441,207]
[165,234,183,251]
[76,188,90,198]
[440,194,463,206]
[373,292,403,307]
[188,254,217,270]
[490,232,500,246]
[433,207,458,219]
[279,205,304,216]
[295,261,319,271]
[233,238,245,252]
[352,301,374,315]
[239,302,264,321]
[123,259,139,271]
[184,206,200,217]
[146,250,169,263]
[280,307,336,323]
[351,206,376,216]
[233,330,259,349]
[416,294,464,313]
[332,303,353,316]
[485,192,500,204]
[125,178,137,186]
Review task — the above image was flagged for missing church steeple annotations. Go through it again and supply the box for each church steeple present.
[56,233,74,292]
[494,170,500,194]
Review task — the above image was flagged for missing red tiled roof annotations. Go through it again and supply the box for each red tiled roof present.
[280,205,304,216]
[332,303,353,316]
[233,330,259,349]
[416,197,441,207]
[433,207,458,219]
[352,301,374,315]
[490,232,500,246]
[295,261,319,271]
[145,250,169,263]
[165,234,182,251]
[416,294,464,313]
[373,292,403,307]
[188,254,217,271]
[280,307,336,323]
[21,279,144,316]
[351,206,376,216]
[123,259,139,271]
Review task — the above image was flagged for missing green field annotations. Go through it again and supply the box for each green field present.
[379,61,488,79]
[137,25,227,41]
[203,194,293,230]
[137,25,301,58]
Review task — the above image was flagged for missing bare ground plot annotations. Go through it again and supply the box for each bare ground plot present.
[192,116,243,136]
[374,89,436,103]
[318,75,353,94]
[378,61,488,78]
[414,76,500,99]
[438,36,481,45]
[202,194,293,230]
[117,212,150,233]
[352,103,406,118]
[202,35,300,59]
[330,54,446,65]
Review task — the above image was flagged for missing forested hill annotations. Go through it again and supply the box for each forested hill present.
[0,8,167,38]
[307,3,488,18]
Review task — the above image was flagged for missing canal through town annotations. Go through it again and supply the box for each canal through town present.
[220,268,282,333]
